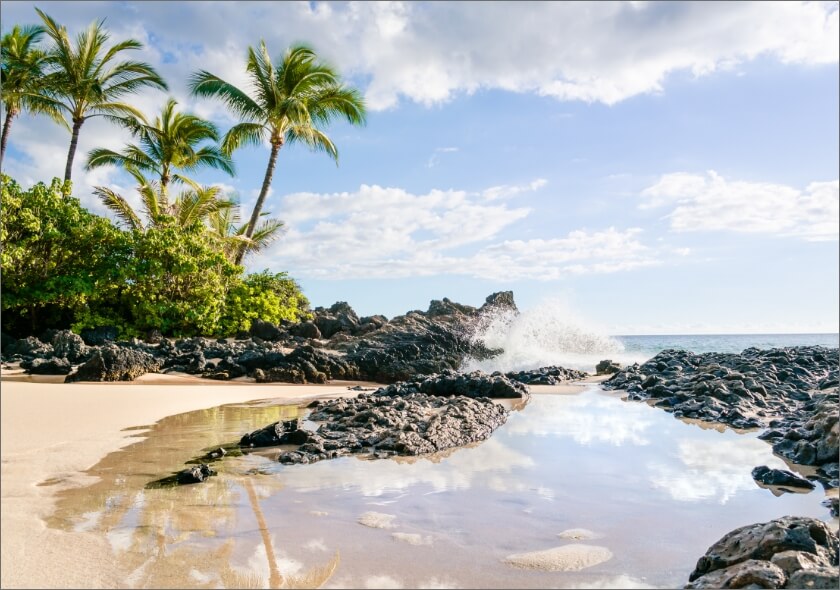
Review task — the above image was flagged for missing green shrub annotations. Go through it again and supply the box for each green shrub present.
[1,175,130,336]
[218,270,310,336]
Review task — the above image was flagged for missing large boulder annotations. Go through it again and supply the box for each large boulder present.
[51,330,88,363]
[80,326,117,346]
[289,321,322,339]
[6,336,52,358]
[23,357,73,375]
[249,319,284,341]
[65,346,160,382]
[686,516,838,589]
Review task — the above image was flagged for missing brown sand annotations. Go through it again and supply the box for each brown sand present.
[0,375,361,589]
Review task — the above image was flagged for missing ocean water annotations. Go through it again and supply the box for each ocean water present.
[462,301,838,373]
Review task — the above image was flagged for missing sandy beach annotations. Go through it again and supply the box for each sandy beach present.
[0,374,366,589]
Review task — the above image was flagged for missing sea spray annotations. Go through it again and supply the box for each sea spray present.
[462,299,629,373]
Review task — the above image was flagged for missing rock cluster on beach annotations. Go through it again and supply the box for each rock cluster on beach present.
[1,292,520,386]
[685,516,839,589]
[604,347,837,429]
[239,372,516,465]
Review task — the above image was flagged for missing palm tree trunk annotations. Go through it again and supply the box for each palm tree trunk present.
[0,108,17,171]
[64,117,84,182]
[235,142,281,265]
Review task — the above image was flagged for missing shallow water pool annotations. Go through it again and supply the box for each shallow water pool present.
[46,385,836,589]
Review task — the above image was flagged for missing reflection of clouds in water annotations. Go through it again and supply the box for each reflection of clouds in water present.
[325,575,459,589]
[649,437,790,504]
[279,438,534,496]
[506,393,654,446]
[364,575,403,589]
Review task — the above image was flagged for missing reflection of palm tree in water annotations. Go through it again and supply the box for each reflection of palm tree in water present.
[43,400,340,588]
[242,476,339,589]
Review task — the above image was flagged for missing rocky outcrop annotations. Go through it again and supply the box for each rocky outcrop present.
[505,366,588,385]
[375,370,529,400]
[604,347,837,430]
[685,517,839,589]
[5,336,53,358]
[596,359,621,375]
[260,392,508,465]
[65,346,160,382]
[51,330,88,363]
[21,357,73,375]
[79,326,117,346]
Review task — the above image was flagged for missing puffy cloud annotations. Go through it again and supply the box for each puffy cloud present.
[3,1,837,112]
[250,182,656,280]
[641,171,839,241]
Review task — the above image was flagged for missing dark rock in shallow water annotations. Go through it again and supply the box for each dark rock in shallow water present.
[80,326,117,346]
[239,382,511,465]
[65,346,160,382]
[239,419,301,447]
[596,359,621,375]
[177,464,215,484]
[278,393,508,465]
[24,357,72,375]
[751,465,815,490]
[685,516,839,589]
[505,366,588,385]
[375,370,530,400]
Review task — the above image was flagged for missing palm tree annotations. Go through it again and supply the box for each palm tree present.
[36,8,167,182]
[189,42,366,264]
[86,98,234,198]
[93,167,233,232]
[207,204,284,262]
[0,24,65,168]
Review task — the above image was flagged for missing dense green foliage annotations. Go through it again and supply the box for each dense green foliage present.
[219,270,311,336]
[1,175,309,338]
[1,176,130,334]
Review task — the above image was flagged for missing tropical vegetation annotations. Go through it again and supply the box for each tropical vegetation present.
[0,8,366,338]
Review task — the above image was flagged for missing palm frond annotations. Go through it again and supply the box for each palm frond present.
[93,185,144,230]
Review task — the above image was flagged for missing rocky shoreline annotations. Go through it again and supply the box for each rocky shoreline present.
[1,292,521,386]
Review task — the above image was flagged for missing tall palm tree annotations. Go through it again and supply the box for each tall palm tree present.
[0,24,65,168]
[189,42,366,264]
[86,98,234,198]
[36,8,167,182]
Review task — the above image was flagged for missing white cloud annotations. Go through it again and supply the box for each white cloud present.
[248,182,656,280]
[641,171,839,241]
[482,179,547,201]
[3,1,836,114]
[426,146,459,168]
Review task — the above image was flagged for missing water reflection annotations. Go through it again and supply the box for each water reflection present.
[43,386,832,589]
[505,392,655,446]
[648,439,792,504]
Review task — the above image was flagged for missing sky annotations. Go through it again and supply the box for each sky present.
[2,1,838,334]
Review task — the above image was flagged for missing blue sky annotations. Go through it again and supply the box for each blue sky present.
[2,1,838,334]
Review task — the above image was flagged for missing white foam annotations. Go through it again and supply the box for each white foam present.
[462,299,640,373]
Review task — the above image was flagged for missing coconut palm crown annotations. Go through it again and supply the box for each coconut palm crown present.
[86,98,234,197]
[36,8,167,182]
[0,24,65,169]
[189,42,366,264]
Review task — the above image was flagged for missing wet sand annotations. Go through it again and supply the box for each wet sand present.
[0,374,367,589]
